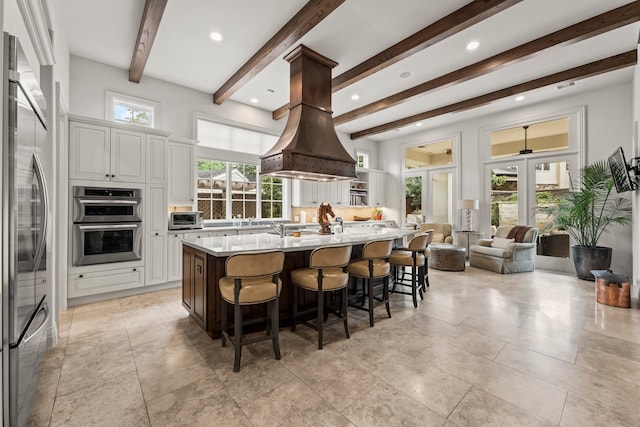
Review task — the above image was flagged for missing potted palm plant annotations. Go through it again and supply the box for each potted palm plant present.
[554,160,632,280]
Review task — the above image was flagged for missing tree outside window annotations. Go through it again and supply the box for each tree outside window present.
[261,176,283,219]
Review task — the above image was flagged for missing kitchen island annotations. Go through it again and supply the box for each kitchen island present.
[181,227,414,338]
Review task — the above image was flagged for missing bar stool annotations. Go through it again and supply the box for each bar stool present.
[219,250,285,372]
[396,230,433,291]
[291,244,352,350]
[347,239,394,327]
[389,233,429,308]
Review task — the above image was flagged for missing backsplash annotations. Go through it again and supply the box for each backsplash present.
[291,206,386,223]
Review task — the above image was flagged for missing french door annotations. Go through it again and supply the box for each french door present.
[403,167,456,225]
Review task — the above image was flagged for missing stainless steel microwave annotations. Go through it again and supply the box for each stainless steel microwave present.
[169,211,203,230]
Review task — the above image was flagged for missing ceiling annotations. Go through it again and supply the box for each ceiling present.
[59,0,640,142]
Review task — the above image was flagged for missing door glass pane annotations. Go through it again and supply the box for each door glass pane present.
[405,140,452,169]
[491,166,518,227]
[405,176,423,223]
[431,172,452,223]
[535,161,571,257]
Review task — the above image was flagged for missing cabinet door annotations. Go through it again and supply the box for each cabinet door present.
[167,233,183,282]
[192,251,207,327]
[146,184,168,234]
[145,233,167,286]
[302,181,319,205]
[182,249,193,311]
[69,122,111,181]
[168,142,195,205]
[369,171,386,206]
[111,129,146,183]
[146,135,167,184]
[329,181,350,206]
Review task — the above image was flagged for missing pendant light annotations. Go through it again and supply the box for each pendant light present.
[519,125,532,155]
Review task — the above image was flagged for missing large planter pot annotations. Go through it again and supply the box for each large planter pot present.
[571,245,612,281]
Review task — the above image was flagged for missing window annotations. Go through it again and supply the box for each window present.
[196,159,284,220]
[106,91,158,128]
[535,163,551,171]
[356,151,369,168]
[490,118,568,159]
[404,139,452,169]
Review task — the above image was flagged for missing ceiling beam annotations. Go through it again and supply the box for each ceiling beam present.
[213,0,345,105]
[272,0,522,120]
[350,50,637,140]
[129,0,168,83]
[335,1,640,125]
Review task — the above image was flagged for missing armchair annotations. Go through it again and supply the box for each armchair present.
[469,225,539,273]
[417,223,453,244]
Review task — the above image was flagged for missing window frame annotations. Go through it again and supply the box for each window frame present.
[105,91,159,128]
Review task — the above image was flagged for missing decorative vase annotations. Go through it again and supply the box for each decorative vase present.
[571,245,612,281]
[376,213,382,220]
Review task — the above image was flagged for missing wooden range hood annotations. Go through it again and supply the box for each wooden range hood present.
[260,45,356,181]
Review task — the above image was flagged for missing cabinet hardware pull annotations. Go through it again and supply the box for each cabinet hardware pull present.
[155,232,159,236]
[105,174,109,177]
[197,265,202,273]
[79,274,83,278]
[133,268,137,272]
[111,174,115,178]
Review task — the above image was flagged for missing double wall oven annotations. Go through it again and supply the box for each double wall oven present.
[72,186,143,266]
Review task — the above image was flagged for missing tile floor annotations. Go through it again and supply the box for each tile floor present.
[29,267,640,426]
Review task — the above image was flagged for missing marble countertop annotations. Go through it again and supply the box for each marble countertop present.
[182,227,413,256]
[170,220,398,234]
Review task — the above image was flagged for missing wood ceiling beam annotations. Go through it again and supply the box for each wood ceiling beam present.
[350,50,637,140]
[213,0,345,105]
[272,0,522,120]
[335,1,640,125]
[129,0,168,83]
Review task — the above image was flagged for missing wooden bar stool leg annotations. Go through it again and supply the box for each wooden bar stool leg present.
[317,288,324,350]
[384,275,391,318]
[342,286,350,339]
[272,296,281,360]
[233,301,242,372]
[368,275,375,327]
[291,285,298,332]
[411,266,417,308]
[418,265,425,300]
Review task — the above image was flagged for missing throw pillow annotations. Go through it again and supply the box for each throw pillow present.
[491,237,514,248]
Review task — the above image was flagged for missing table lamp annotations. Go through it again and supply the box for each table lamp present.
[458,199,479,231]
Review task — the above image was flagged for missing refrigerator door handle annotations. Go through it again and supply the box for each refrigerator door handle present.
[32,153,49,269]
[21,302,48,345]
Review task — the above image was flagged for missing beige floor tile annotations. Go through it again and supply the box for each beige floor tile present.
[241,379,353,427]
[448,387,555,427]
[342,382,448,426]
[561,392,639,427]
[215,359,296,406]
[28,367,61,427]
[281,349,379,411]
[420,341,566,423]
[576,346,640,386]
[119,291,166,312]
[146,374,252,426]
[50,372,149,426]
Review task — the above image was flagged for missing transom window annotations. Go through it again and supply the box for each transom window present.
[490,118,568,159]
[106,91,157,127]
[356,151,369,168]
[404,139,453,169]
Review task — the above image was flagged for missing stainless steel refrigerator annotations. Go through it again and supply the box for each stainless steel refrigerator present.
[2,32,51,427]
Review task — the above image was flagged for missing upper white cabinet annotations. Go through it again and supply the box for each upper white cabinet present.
[368,170,387,207]
[146,134,167,184]
[168,138,196,205]
[110,129,146,183]
[69,116,171,184]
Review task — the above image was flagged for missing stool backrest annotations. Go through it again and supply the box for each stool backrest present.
[362,239,393,259]
[225,250,285,278]
[309,245,352,269]
[408,233,429,251]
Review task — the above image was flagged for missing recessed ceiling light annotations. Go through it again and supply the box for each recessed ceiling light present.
[351,94,360,101]
[466,40,480,51]
[415,122,422,127]
[250,98,259,103]
[209,32,223,41]
[400,71,411,79]
[515,95,525,102]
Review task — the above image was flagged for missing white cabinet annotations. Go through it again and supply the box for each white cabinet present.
[292,180,336,206]
[145,184,168,286]
[168,139,196,205]
[68,267,144,298]
[350,172,369,206]
[146,134,167,184]
[326,180,350,206]
[110,129,146,183]
[368,171,387,207]
[69,121,111,181]
[167,233,184,282]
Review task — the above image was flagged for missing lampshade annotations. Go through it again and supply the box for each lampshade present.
[457,199,479,210]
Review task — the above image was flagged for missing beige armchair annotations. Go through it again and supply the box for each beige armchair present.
[417,223,453,244]
[469,226,538,273]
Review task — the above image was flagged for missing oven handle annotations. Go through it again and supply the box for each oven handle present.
[77,199,140,205]
[78,224,139,230]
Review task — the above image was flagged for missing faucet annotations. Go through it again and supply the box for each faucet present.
[271,222,285,238]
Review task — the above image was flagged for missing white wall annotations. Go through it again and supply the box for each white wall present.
[380,81,634,276]
[69,55,379,168]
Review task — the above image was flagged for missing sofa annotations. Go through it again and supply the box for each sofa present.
[469,225,539,273]
[417,223,453,244]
